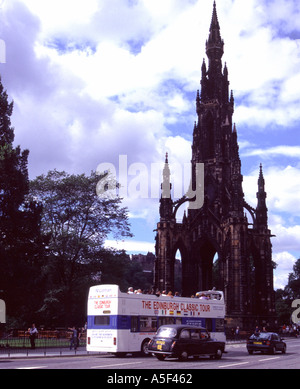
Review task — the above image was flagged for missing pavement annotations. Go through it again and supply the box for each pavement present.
[0,347,100,359]
[0,340,247,359]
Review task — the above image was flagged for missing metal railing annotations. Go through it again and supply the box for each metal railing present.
[0,330,88,357]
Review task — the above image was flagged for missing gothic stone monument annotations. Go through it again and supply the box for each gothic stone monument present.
[154,2,276,330]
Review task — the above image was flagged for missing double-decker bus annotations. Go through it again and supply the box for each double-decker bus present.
[86,285,225,356]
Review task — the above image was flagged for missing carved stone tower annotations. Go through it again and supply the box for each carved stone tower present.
[154,2,276,329]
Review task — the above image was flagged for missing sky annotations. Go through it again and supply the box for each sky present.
[0,0,299,290]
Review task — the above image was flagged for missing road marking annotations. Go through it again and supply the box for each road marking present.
[91,361,144,369]
[258,356,281,362]
[219,361,249,368]
[16,366,47,370]
[228,344,245,349]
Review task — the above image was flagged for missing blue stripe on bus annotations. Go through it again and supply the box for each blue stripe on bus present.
[87,315,215,331]
[87,315,131,330]
[181,317,206,327]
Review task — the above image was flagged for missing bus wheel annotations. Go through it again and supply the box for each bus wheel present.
[141,339,151,356]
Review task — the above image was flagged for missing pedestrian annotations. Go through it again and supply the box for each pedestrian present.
[254,326,260,336]
[235,326,240,341]
[69,326,78,350]
[282,324,286,334]
[28,323,38,349]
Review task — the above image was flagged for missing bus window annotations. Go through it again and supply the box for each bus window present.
[94,316,110,326]
[158,317,182,327]
[140,317,157,332]
[131,316,138,333]
[159,317,174,327]
[206,318,213,332]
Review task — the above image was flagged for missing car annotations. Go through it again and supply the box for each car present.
[148,325,225,361]
[247,332,287,355]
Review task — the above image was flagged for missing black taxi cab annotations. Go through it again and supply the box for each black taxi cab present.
[148,325,225,361]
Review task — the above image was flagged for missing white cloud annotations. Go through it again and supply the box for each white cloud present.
[214,0,300,129]
[271,223,300,253]
[104,239,155,254]
[243,164,300,289]
[265,166,300,216]
[164,136,191,165]
[242,146,300,159]
[243,165,300,216]
[263,0,300,33]
[235,103,300,127]
[24,0,98,33]
[2,0,297,163]
[1,0,300,290]
[273,251,297,290]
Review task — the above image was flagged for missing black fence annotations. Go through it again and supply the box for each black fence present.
[0,329,88,357]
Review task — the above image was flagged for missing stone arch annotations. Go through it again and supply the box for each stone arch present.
[171,238,189,295]
[191,235,221,294]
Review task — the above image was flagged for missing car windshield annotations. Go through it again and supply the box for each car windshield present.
[156,327,177,338]
[250,333,271,340]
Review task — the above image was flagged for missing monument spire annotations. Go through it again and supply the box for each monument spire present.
[206,1,224,64]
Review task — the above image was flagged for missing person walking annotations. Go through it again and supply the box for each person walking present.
[235,326,240,341]
[28,323,38,349]
[69,326,78,350]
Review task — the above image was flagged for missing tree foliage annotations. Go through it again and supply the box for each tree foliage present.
[29,170,133,326]
[0,77,45,328]
[275,259,300,325]
[0,76,138,328]
[285,258,300,300]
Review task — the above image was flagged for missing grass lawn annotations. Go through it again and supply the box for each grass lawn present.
[0,337,85,349]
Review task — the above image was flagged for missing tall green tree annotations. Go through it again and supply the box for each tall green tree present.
[285,258,300,300]
[0,77,44,328]
[0,78,28,218]
[274,259,300,325]
[29,170,133,326]
[275,289,292,325]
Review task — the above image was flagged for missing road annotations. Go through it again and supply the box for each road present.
[1,338,299,371]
